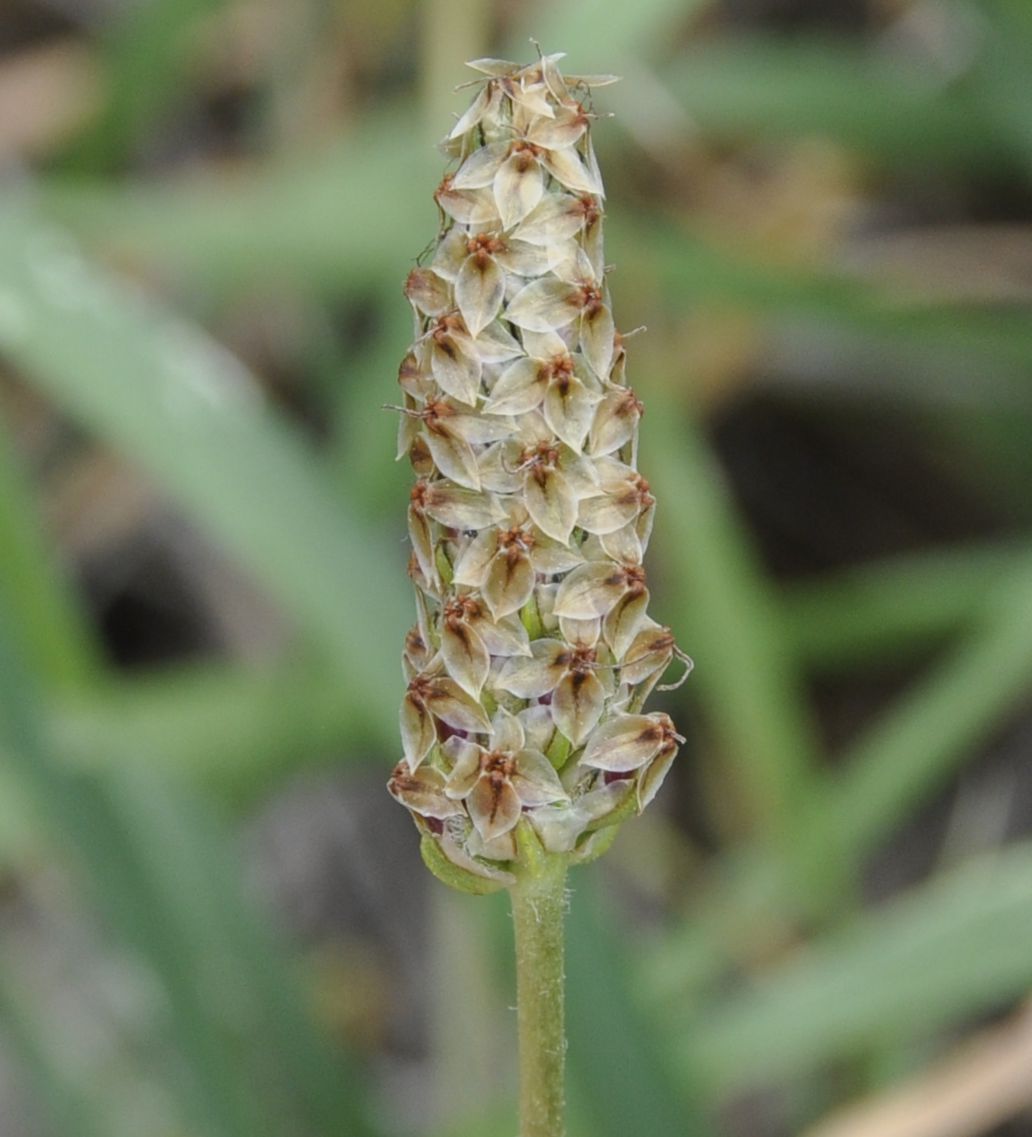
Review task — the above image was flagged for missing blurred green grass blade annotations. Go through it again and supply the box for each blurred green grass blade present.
[1,744,269,1132]
[0,770,34,862]
[430,890,508,1129]
[782,543,1032,672]
[648,568,1032,1004]
[0,608,242,1137]
[65,0,229,173]
[566,869,708,1136]
[52,658,367,799]
[643,846,792,1005]
[0,600,382,1137]
[0,412,99,689]
[822,570,1032,869]
[645,394,821,850]
[110,770,382,1137]
[84,784,282,1137]
[619,219,1032,379]
[327,292,415,522]
[0,205,406,746]
[932,406,1032,520]
[675,842,1032,1094]
[665,37,1020,172]
[976,0,1032,173]
[434,1104,518,1137]
[0,413,96,859]
[42,122,433,296]
[0,979,107,1137]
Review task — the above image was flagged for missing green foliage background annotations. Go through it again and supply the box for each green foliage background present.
[1,1,1031,1134]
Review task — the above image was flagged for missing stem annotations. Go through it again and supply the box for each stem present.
[511,855,568,1137]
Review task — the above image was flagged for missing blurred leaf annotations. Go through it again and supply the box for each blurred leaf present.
[0,204,393,1132]
[0,604,261,1137]
[429,889,509,1131]
[665,36,1027,174]
[0,976,107,1137]
[781,543,1032,672]
[566,869,708,1136]
[325,291,415,522]
[110,770,382,1137]
[675,842,1032,1093]
[435,1109,518,1137]
[65,0,230,172]
[648,566,1032,1005]
[645,395,821,851]
[976,0,1032,173]
[821,569,1032,871]
[0,413,99,689]
[0,204,407,747]
[644,846,793,1007]
[0,598,382,1137]
[619,219,1032,381]
[42,123,433,297]
[53,658,364,798]
[0,413,102,858]
[929,406,1032,519]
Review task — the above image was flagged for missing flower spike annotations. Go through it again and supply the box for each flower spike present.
[389,52,689,879]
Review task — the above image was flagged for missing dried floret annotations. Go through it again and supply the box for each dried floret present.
[443,711,568,842]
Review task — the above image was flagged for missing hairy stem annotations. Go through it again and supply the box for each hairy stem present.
[511,855,568,1137]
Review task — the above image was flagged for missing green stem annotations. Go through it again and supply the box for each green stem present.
[511,854,568,1137]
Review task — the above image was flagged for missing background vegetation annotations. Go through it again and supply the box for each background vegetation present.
[1,0,1032,1134]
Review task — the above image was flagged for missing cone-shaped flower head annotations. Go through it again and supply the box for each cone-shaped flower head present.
[389,51,691,892]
